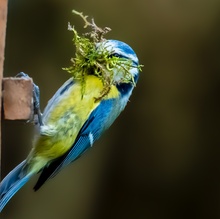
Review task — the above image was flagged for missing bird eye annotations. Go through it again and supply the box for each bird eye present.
[109,53,123,58]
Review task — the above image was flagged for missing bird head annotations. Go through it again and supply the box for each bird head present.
[96,40,140,85]
[63,11,143,99]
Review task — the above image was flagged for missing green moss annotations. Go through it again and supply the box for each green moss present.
[63,10,142,100]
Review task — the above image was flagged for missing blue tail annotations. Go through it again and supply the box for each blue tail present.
[0,160,33,212]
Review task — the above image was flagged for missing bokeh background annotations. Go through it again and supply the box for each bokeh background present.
[1,0,220,218]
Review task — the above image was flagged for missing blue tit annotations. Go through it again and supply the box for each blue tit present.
[0,39,140,212]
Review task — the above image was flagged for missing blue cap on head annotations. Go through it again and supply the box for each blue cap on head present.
[103,39,139,66]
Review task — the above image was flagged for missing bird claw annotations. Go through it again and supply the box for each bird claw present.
[16,72,44,126]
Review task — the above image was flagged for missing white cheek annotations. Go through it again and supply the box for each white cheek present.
[130,67,139,77]
[113,66,138,83]
[113,69,124,82]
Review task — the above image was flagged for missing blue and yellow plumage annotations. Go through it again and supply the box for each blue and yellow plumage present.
[0,40,140,212]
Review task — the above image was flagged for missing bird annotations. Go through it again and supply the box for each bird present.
[0,39,140,212]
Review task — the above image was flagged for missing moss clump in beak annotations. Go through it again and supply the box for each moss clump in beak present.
[63,10,142,100]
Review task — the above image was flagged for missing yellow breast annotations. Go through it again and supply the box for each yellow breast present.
[27,75,119,170]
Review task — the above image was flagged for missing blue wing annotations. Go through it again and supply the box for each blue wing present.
[33,98,119,191]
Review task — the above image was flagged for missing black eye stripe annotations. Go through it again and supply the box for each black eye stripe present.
[109,53,124,58]
[109,53,138,66]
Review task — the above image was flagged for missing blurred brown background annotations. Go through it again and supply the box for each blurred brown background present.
[1,0,220,218]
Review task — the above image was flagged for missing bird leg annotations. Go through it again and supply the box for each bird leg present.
[15,72,44,126]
